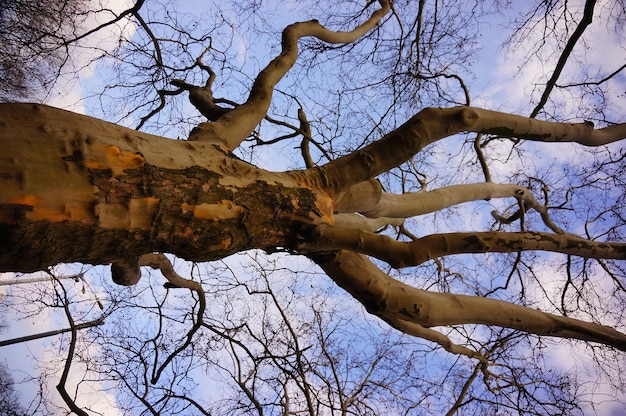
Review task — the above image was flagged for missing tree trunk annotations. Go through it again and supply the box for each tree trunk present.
[0,103,333,272]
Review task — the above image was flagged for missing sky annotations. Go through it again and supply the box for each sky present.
[1,0,626,415]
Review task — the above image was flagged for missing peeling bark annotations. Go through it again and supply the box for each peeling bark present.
[0,103,333,273]
[1,101,625,352]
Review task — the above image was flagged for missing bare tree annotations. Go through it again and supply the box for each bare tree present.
[0,0,89,101]
[1,0,625,414]
[0,362,28,416]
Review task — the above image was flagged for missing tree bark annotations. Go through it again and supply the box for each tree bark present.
[0,103,333,272]
[306,225,626,268]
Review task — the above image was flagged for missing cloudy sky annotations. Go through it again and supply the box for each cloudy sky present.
[1,0,625,414]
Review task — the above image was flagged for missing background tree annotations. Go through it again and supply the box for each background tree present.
[0,0,90,101]
[0,0,625,414]
[0,362,28,416]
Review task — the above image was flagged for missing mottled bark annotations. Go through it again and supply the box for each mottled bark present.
[0,103,333,273]
[305,225,626,268]
[315,106,626,196]
[186,0,391,149]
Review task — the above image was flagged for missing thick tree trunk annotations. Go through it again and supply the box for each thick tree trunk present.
[2,103,626,351]
[0,103,333,272]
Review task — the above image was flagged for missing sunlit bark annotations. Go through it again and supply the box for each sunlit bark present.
[358,182,565,233]
[315,107,626,196]
[1,0,626,365]
[0,103,334,273]
[3,1,625,414]
[1,100,625,352]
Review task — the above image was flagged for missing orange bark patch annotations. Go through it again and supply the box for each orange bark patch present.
[5,195,93,223]
[181,200,244,221]
[83,144,145,176]
[314,193,335,224]
[9,195,40,206]
[95,197,160,230]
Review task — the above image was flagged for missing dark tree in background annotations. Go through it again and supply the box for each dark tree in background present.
[0,0,91,101]
[0,0,625,414]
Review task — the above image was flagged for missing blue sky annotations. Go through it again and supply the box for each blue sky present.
[1,0,626,414]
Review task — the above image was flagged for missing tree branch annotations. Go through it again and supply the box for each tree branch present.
[188,0,391,149]
[137,254,206,384]
[310,251,626,351]
[357,182,565,235]
[308,106,626,195]
[529,0,597,118]
[387,318,488,363]
[306,225,626,268]
[53,279,90,416]
[333,213,403,232]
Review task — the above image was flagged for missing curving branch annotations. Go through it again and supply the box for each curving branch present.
[298,107,315,169]
[473,133,492,182]
[305,224,626,268]
[556,62,626,88]
[127,254,207,384]
[310,106,626,196]
[187,0,391,149]
[138,253,203,291]
[311,251,626,351]
[111,253,206,384]
[387,317,488,363]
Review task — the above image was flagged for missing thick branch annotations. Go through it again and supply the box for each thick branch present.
[333,213,403,232]
[307,225,626,268]
[468,107,626,145]
[138,253,203,291]
[171,79,231,121]
[358,182,565,234]
[333,179,383,213]
[309,106,626,195]
[189,0,391,149]
[310,251,626,351]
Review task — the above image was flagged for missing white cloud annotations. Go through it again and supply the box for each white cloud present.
[47,0,137,114]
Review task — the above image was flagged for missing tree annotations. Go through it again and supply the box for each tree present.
[0,363,28,416]
[0,0,88,101]
[0,0,625,414]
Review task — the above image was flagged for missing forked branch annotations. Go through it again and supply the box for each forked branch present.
[355,182,566,234]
